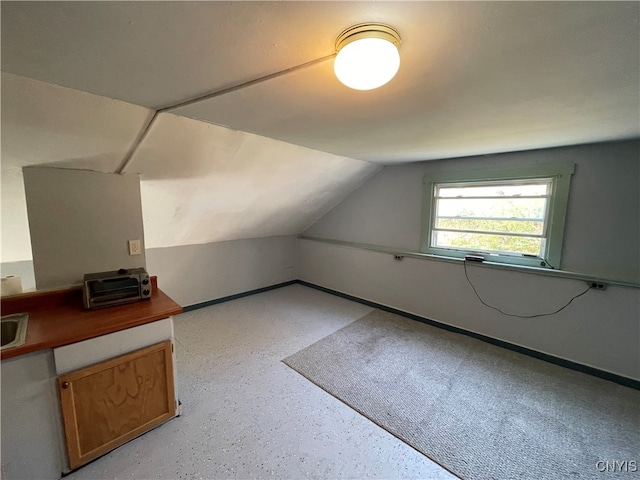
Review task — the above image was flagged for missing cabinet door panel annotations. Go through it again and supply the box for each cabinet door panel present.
[58,341,175,470]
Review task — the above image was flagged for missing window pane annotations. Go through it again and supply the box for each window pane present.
[435,217,544,235]
[437,183,550,198]
[436,198,547,219]
[423,165,574,267]
[433,231,542,256]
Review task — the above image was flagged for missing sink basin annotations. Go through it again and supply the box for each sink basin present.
[1,313,29,350]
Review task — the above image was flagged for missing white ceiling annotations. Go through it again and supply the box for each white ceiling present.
[1,1,638,262]
[3,1,638,163]
[1,73,379,260]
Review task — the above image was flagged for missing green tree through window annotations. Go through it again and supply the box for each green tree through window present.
[421,164,574,268]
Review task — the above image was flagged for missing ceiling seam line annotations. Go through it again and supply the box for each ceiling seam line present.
[115,111,159,175]
[158,53,336,113]
[115,53,336,175]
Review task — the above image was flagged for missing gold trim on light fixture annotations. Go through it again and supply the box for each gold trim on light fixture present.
[334,23,402,91]
[335,23,401,52]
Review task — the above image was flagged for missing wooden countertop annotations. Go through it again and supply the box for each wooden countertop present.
[1,277,182,360]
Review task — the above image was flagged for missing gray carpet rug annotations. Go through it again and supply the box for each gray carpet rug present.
[283,310,640,480]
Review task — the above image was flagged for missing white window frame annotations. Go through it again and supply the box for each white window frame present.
[420,164,575,269]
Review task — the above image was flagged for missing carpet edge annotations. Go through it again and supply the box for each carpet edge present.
[281,356,463,480]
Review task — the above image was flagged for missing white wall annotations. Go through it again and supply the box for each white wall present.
[1,168,33,263]
[146,236,296,307]
[0,261,36,293]
[300,141,640,380]
[23,167,146,290]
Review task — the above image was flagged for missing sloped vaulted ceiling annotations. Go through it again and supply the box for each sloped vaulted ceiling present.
[1,74,379,260]
[131,114,381,248]
[3,1,638,162]
[1,1,639,261]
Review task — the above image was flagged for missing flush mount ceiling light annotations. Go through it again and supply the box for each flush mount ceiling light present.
[334,23,401,91]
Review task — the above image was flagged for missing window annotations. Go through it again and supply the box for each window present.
[421,164,574,268]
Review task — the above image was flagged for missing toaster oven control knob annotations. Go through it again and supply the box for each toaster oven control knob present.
[143,289,150,296]
[142,278,149,285]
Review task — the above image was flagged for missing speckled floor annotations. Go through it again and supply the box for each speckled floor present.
[64,284,457,480]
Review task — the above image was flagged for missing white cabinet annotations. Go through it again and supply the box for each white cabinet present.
[54,317,177,473]
[1,317,177,479]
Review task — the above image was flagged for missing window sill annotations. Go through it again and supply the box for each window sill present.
[299,235,640,289]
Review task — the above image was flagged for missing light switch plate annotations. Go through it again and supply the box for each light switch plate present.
[128,239,141,255]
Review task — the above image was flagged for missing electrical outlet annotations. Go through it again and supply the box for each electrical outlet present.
[589,282,607,290]
[128,239,142,256]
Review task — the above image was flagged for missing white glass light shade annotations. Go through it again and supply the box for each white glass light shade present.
[334,25,401,91]
[334,37,400,90]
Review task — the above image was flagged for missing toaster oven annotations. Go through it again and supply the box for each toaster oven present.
[83,267,152,309]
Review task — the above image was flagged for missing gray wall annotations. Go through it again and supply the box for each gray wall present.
[301,141,640,380]
[307,140,640,283]
[146,236,297,307]
[23,167,146,289]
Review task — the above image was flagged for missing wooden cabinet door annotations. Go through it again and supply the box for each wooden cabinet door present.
[58,340,176,470]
